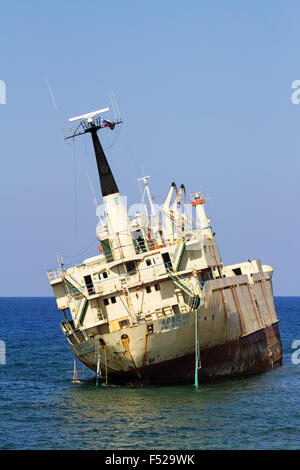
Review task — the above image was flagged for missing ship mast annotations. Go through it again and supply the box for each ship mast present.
[66,107,120,197]
[89,125,119,197]
[65,108,135,260]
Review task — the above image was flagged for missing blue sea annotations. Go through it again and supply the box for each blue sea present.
[0,297,299,450]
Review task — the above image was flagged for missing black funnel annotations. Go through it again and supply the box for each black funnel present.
[90,126,119,197]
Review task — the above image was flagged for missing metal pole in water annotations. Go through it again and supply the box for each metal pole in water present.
[195,308,199,389]
[96,352,101,388]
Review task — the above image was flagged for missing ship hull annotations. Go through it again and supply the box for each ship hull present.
[74,321,282,386]
[59,263,282,387]
[129,322,282,386]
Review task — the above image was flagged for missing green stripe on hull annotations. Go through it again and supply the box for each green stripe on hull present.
[169,274,193,297]
[173,241,186,272]
[65,278,84,297]
[78,298,88,325]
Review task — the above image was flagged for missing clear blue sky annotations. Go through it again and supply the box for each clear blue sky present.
[0,0,299,296]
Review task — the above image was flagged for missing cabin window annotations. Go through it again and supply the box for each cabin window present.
[154,284,160,291]
[84,275,95,295]
[111,296,116,304]
[98,271,108,280]
[162,252,171,268]
[202,269,213,281]
[146,286,151,293]
[172,304,180,315]
[125,261,136,275]
[146,259,152,266]
[233,268,242,276]
[103,298,109,306]
[119,319,130,329]
[147,324,154,334]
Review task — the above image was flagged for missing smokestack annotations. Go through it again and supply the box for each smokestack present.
[89,126,119,197]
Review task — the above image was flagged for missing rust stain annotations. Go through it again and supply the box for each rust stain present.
[246,284,263,329]
[218,290,231,356]
[100,322,281,386]
[259,281,273,324]
[121,334,141,379]
[142,331,149,367]
[231,286,245,336]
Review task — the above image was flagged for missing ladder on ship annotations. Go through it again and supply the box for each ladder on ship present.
[166,266,202,311]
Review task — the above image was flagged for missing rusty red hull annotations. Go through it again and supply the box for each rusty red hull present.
[106,322,282,386]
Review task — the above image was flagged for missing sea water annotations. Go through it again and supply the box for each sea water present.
[0,297,299,449]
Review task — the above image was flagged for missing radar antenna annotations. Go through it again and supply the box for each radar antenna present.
[65,106,122,141]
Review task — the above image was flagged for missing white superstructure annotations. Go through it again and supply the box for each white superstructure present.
[47,107,282,386]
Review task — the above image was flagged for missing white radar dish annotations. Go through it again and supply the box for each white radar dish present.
[69,107,110,123]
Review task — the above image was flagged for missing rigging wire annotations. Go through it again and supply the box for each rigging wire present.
[44,74,66,139]
[72,139,78,233]
[119,134,145,177]
[62,237,99,259]
[102,122,122,150]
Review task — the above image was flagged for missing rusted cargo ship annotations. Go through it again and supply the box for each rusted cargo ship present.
[47,106,282,386]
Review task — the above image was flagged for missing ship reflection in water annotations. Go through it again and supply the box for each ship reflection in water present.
[54,366,287,450]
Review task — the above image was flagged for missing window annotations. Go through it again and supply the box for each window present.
[98,271,108,280]
[154,284,160,291]
[119,319,130,329]
[103,298,109,306]
[111,296,116,304]
[147,324,154,334]
[146,286,151,293]
[233,268,242,276]
[172,304,180,315]
[202,269,213,281]
[125,261,136,274]
[162,252,171,267]
[146,259,151,266]
[84,275,95,295]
